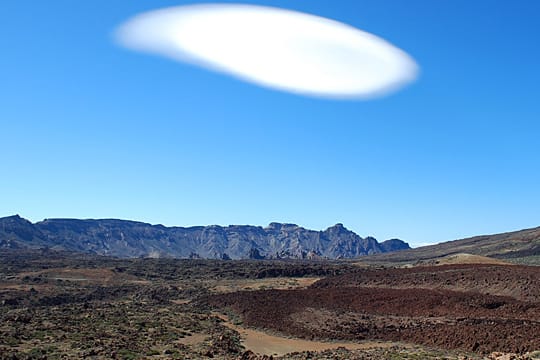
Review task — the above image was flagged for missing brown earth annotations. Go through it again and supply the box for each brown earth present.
[16,267,149,286]
[210,277,321,294]
[313,263,540,302]
[213,312,402,356]
[422,253,513,266]
[206,264,540,355]
[2,250,539,359]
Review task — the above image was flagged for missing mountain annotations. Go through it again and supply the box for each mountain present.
[0,215,409,259]
[364,226,540,266]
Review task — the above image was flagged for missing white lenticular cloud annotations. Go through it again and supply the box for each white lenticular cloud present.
[115,4,419,99]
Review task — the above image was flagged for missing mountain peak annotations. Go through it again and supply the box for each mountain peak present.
[324,223,352,234]
[265,222,300,231]
[0,214,32,225]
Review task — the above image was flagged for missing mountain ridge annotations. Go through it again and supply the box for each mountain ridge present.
[0,215,409,259]
[363,225,540,266]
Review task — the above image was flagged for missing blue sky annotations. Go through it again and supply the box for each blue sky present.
[1,0,539,247]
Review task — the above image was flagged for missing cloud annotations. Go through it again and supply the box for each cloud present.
[115,4,419,99]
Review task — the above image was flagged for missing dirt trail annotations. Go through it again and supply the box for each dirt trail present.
[214,313,398,356]
[208,283,540,354]
[178,333,208,346]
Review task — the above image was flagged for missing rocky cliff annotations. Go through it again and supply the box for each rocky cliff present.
[0,215,409,259]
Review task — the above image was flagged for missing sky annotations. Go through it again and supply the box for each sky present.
[1,0,539,247]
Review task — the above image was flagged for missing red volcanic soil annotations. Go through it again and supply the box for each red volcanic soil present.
[206,264,540,354]
[313,264,540,302]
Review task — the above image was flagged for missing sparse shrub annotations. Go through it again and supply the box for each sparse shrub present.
[118,348,139,360]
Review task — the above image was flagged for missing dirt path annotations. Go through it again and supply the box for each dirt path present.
[178,333,208,346]
[214,313,398,356]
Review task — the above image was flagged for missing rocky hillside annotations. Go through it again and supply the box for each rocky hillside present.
[0,215,409,259]
[364,226,540,266]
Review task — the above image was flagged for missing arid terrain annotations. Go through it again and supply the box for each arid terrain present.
[207,264,540,354]
[1,249,539,359]
[362,226,540,267]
